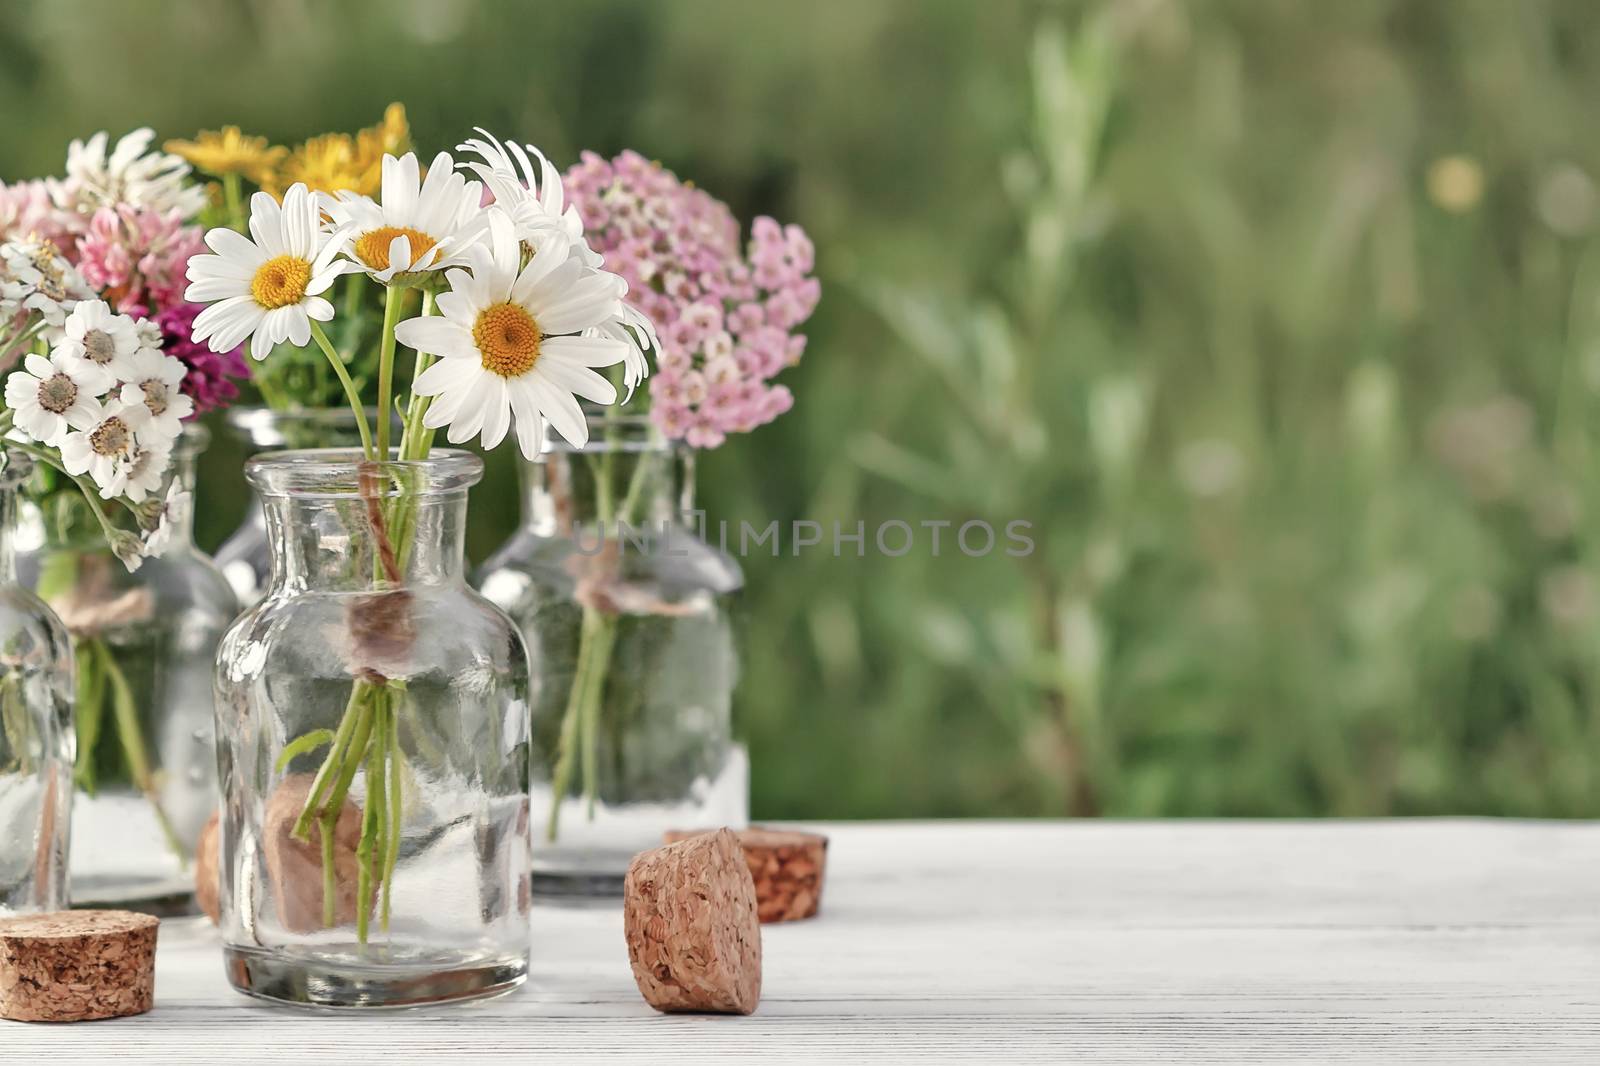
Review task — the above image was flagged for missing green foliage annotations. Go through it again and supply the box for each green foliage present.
[4,0,1599,816]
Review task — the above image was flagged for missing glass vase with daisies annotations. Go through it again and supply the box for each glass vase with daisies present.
[2,130,247,910]
[184,125,654,1006]
[472,148,818,891]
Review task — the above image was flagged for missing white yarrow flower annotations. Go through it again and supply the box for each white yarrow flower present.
[393,213,629,458]
[59,128,208,217]
[98,438,172,503]
[324,152,487,283]
[3,351,106,446]
[185,184,346,360]
[118,347,192,442]
[0,237,93,329]
[59,398,152,490]
[55,299,142,382]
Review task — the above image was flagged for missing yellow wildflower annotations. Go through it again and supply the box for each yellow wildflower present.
[352,103,412,197]
[165,126,286,185]
[272,132,369,197]
[267,103,412,199]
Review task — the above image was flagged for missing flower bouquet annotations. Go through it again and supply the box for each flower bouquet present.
[190,126,655,1005]
[169,107,415,604]
[475,151,819,888]
[0,131,244,907]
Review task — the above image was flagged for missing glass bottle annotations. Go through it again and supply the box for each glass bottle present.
[476,414,747,895]
[16,423,236,911]
[215,449,532,1007]
[0,451,74,916]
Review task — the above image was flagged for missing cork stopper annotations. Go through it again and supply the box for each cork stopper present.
[195,809,221,925]
[665,826,829,923]
[0,910,158,1022]
[623,828,761,1014]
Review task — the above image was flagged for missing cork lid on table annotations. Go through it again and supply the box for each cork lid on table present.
[0,910,159,1023]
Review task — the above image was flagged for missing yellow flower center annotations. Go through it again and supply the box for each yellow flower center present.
[250,255,312,309]
[355,226,439,273]
[473,302,541,378]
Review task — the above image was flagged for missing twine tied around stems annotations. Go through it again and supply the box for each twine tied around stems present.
[343,460,412,684]
[564,540,702,618]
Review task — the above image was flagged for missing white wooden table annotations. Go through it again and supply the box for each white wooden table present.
[5,820,1597,1063]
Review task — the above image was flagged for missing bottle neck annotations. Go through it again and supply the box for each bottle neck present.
[518,444,694,536]
[226,405,396,454]
[262,491,471,593]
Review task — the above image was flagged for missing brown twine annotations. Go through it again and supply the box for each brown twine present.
[344,461,413,684]
[358,461,403,587]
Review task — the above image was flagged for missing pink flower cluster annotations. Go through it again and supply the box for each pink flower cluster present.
[154,301,249,416]
[564,150,819,448]
[1,176,245,413]
[76,205,205,317]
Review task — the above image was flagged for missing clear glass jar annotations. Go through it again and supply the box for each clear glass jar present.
[215,449,532,1008]
[0,452,74,916]
[476,414,746,895]
[216,407,378,608]
[16,424,235,911]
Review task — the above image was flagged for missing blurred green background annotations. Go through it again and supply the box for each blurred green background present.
[5,0,1599,818]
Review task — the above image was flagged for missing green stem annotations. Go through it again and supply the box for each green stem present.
[383,692,402,932]
[358,694,387,945]
[96,639,188,863]
[315,688,376,927]
[546,607,601,842]
[546,422,657,837]
[222,172,245,232]
[320,816,337,929]
[398,291,436,462]
[309,321,375,460]
[581,617,617,819]
[376,284,402,458]
[292,684,365,841]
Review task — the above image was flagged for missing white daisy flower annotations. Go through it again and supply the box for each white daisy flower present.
[454,133,656,396]
[59,398,152,490]
[55,299,142,381]
[456,130,601,267]
[0,237,93,329]
[185,184,346,360]
[58,128,208,218]
[3,351,107,446]
[586,301,656,399]
[393,214,629,458]
[324,152,487,284]
[118,347,193,442]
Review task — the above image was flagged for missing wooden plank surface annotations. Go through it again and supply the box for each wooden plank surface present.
[4,820,1597,1063]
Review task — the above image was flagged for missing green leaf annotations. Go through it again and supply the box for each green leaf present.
[275,728,337,774]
